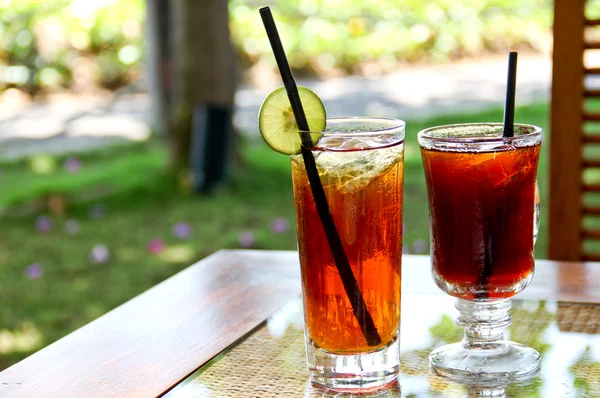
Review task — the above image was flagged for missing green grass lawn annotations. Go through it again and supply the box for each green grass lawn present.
[0,102,550,370]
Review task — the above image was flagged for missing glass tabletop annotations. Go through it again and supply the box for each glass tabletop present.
[164,294,600,397]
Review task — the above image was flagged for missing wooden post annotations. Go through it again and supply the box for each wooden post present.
[549,0,585,261]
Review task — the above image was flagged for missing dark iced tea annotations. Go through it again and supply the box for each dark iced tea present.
[420,127,541,300]
[292,133,403,354]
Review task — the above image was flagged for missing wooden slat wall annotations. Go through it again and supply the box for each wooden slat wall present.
[549,0,585,260]
[581,1,600,257]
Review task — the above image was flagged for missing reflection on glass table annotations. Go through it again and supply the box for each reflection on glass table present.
[164,295,600,398]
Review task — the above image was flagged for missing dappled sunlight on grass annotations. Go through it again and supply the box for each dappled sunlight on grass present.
[0,324,43,355]
[0,141,299,369]
[158,245,196,264]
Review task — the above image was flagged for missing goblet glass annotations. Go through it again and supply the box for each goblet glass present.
[418,123,542,383]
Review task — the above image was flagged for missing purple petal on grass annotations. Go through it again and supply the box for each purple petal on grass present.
[89,244,110,264]
[411,239,428,254]
[147,238,165,255]
[238,231,255,248]
[64,219,81,235]
[172,222,192,239]
[24,263,43,279]
[64,157,81,173]
[35,215,53,232]
[269,218,289,234]
[89,204,107,219]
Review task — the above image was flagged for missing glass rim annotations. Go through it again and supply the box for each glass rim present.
[417,122,542,144]
[299,116,406,137]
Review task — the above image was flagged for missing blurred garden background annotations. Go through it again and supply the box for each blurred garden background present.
[0,0,599,372]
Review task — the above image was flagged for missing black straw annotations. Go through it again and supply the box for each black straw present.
[259,6,381,346]
[478,52,519,299]
[503,52,518,138]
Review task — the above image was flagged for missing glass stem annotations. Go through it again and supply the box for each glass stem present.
[466,385,507,398]
[455,299,512,351]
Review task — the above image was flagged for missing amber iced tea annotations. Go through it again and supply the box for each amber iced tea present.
[292,120,404,356]
[420,125,541,299]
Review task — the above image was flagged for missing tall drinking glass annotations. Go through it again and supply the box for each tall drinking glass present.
[292,118,405,390]
[418,123,542,383]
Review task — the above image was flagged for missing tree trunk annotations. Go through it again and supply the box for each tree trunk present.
[170,0,236,189]
[145,0,171,137]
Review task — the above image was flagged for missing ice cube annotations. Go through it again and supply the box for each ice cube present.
[493,165,532,188]
[467,152,498,168]
[316,144,403,193]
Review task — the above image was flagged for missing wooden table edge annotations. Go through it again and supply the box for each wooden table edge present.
[0,249,302,398]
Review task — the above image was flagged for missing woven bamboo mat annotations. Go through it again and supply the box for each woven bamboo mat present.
[557,302,600,334]
[166,300,600,397]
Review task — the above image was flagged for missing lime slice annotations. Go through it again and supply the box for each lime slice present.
[258,86,326,155]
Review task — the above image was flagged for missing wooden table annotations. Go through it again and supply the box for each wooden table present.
[1,251,599,397]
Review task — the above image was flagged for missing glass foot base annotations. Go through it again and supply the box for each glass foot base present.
[306,336,400,391]
[430,341,541,384]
